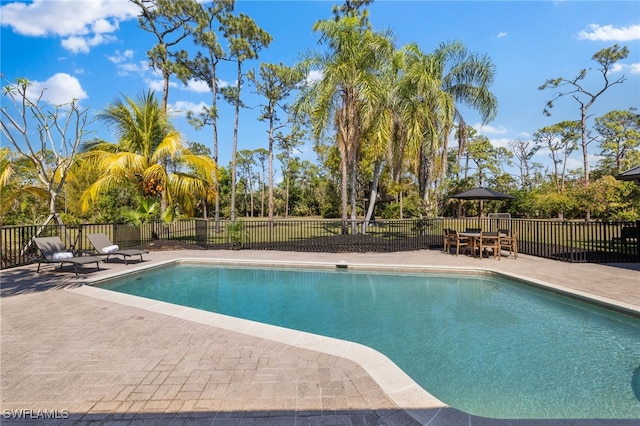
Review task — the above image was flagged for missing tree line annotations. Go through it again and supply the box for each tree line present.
[1,0,639,228]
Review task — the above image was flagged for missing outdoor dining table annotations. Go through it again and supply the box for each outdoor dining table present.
[459,231,506,258]
[459,232,481,257]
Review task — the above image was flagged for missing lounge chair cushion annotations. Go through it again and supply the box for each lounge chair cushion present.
[52,251,74,260]
[101,244,120,254]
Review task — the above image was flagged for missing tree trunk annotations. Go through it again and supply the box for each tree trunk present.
[418,146,431,201]
[158,66,172,216]
[230,60,242,221]
[48,190,57,217]
[212,62,221,231]
[248,172,254,217]
[285,176,290,218]
[268,111,275,226]
[581,105,590,185]
[338,97,349,235]
[340,155,349,235]
[261,177,265,218]
[362,160,382,233]
[349,156,358,235]
[581,105,591,221]
[346,88,361,235]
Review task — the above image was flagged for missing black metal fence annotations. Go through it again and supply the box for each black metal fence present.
[1,218,638,269]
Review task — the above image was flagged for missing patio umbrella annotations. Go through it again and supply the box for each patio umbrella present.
[616,165,640,185]
[450,187,515,200]
[450,187,514,217]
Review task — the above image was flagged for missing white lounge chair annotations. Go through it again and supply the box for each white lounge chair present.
[87,233,147,264]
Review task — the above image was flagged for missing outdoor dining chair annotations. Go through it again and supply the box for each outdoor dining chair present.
[443,228,456,254]
[478,232,500,260]
[452,230,471,256]
[499,229,518,259]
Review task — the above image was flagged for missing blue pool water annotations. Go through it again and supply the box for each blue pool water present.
[101,264,640,419]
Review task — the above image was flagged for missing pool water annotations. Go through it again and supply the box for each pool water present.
[101,264,640,419]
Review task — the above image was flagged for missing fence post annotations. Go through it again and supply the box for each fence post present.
[636,220,640,262]
[77,223,84,253]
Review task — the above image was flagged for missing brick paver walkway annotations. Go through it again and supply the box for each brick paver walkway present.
[1,286,419,424]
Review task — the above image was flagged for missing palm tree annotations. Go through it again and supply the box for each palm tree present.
[295,15,394,233]
[80,91,217,220]
[436,41,497,177]
[392,41,497,215]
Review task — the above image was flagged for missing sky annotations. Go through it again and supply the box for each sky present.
[1,0,640,179]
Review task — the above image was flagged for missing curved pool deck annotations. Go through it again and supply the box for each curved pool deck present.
[1,249,639,425]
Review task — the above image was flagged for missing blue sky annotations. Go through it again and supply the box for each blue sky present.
[2,0,639,178]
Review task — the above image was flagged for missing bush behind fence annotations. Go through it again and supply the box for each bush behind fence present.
[1,218,638,269]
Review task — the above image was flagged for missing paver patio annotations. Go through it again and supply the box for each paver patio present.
[1,248,639,425]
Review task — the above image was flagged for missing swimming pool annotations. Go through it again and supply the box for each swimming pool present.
[100,264,640,419]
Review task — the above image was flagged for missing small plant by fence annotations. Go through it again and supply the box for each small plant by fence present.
[1,218,638,269]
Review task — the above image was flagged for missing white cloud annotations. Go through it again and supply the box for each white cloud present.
[532,146,551,159]
[107,49,134,64]
[170,101,209,117]
[473,123,509,135]
[565,157,583,171]
[62,33,116,54]
[306,70,324,85]
[576,24,640,41]
[217,79,232,89]
[89,33,116,47]
[60,31,117,54]
[179,78,232,93]
[92,18,117,34]
[145,78,181,93]
[116,61,148,77]
[182,79,211,94]
[610,62,640,75]
[496,32,508,38]
[146,79,166,93]
[489,138,511,149]
[106,50,148,76]
[25,73,88,105]
[0,0,138,53]
[61,36,89,54]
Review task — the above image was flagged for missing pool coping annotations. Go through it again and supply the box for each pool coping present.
[71,256,640,424]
